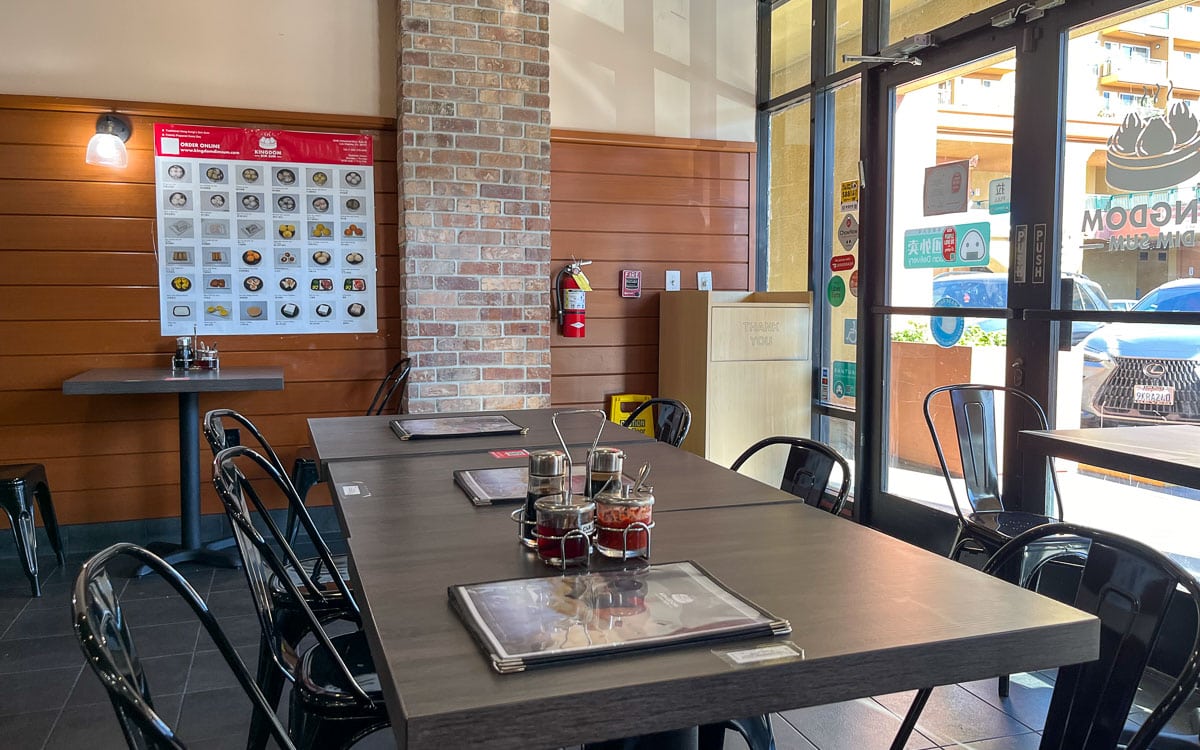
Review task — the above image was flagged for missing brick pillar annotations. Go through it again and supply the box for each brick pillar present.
[398,0,551,414]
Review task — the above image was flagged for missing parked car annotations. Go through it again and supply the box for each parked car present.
[1080,278,1200,427]
[932,271,1112,346]
[1109,298,1138,311]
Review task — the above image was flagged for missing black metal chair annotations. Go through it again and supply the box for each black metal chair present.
[0,463,65,596]
[213,444,388,750]
[890,522,1200,750]
[289,358,412,541]
[730,436,852,515]
[924,384,1080,559]
[621,398,691,447]
[72,542,296,750]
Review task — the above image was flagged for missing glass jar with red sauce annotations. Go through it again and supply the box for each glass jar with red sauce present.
[534,493,595,568]
[595,484,654,559]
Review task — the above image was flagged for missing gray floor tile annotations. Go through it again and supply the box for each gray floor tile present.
[1,602,75,640]
[0,634,85,673]
[781,698,938,750]
[0,664,80,717]
[960,673,1053,732]
[204,586,256,618]
[209,567,249,592]
[874,686,1036,747]
[68,653,192,707]
[938,732,1043,750]
[177,687,255,742]
[120,594,198,627]
[128,621,201,658]
[121,568,214,600]
[185,645,258,694]
[46,695,182,750]
[0,708,58,749]
[203,612,262,649]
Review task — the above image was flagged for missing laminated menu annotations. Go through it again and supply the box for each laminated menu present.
[449,561,792,673]
[453,465,628,506]
[389,415,528,441]
[154,124,376,335]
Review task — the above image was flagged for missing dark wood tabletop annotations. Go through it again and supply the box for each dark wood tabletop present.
[1021,425,1200,490]
[331,462,1098,748]
[308,408,654,466]
[325,440,798,534]
[62,366,284,395]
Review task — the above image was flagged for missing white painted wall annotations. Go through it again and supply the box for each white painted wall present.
[0,0,758,141]
[550,0,758,141]
[0,0,396,117]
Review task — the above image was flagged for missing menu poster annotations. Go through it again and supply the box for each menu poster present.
[153,124,376,335]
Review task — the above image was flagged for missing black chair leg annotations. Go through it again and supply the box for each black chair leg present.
[247,634,286,750]
[998,674,1010,698]
[289,691,388,750]
[33,482,65,565]
[890,687,933,750]
[6,510,40,597]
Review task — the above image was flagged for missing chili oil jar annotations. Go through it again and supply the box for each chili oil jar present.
[534,493,595,568]
[594,484,654,559]
[521,450,566,549]
[588,447,625,497]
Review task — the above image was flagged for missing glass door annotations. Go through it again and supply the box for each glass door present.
[1046,0,1200,573]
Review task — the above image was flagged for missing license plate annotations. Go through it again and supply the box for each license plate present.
[1133,384,1175,406]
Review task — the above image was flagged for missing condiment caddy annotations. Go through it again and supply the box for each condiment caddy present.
[171,329,220,371]
[511,409,654,570]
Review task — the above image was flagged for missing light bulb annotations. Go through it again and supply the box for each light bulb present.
[85,132,128,168]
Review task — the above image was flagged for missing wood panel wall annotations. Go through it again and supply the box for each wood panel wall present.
[0,95,400,525]
[548,130,757,409]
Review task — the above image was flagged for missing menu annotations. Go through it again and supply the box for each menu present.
[153,124,376,335]
[450,561,792,673]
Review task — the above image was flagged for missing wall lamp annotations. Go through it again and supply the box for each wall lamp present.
[85,114,132,168]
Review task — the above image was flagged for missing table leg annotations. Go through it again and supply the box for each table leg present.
[135,392,241,575]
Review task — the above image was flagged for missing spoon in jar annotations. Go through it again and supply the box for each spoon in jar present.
[633,462,651,492]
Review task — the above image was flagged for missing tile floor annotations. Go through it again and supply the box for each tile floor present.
[0,540,1060,750]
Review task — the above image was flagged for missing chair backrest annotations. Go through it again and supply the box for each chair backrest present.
[730,436,852,515]
[923,384,1063,519]
[983,523,1200,750]
[211,445,370,708]
[621,398,692,447]
[202,408,288,476]
[72,543,296,750]
[367,357,412,416]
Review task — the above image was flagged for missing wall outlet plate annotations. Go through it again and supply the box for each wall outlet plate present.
[697,271,713,291]
[665,270,681,291]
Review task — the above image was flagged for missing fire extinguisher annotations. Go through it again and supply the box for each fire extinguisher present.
[555,260,592,338]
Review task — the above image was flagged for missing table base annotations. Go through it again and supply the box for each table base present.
[134,539,242,576]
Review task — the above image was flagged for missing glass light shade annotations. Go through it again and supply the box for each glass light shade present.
[85,132,128,168]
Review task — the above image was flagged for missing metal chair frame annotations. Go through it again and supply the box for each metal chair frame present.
[621,398,692,448]
[891,523,1200,750]
[213,445,384,750]
[72,542,296,750]
[730,436,852,515]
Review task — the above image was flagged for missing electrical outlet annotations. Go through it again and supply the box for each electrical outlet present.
[665,270,681,291]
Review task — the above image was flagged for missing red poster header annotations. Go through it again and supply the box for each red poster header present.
[154,123,372,166]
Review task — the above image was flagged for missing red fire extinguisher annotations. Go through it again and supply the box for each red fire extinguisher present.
[555,260,592,338]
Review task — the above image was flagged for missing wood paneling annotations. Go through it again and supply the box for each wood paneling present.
[0,95,400,526]
[549,130,756,410]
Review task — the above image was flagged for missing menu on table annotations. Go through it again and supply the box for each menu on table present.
[450,561,792,673]
[153,123,376,335]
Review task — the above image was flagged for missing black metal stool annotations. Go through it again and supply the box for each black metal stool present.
[0,464,65,596]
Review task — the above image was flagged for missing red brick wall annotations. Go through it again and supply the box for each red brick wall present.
[398,0,552,413]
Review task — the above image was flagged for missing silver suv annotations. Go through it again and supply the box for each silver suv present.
[1080,278,1200,426]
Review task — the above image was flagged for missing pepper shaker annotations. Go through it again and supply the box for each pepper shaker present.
[588,447,625,497]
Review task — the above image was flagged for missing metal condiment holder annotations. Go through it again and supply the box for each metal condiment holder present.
[594,520,653,561]
[550,408,608,504]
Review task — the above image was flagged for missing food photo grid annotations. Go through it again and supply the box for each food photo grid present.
[154,124,377,335]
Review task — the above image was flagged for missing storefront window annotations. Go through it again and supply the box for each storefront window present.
[771,0,813,97]
[768,99,812,291]
[822,81,862,410]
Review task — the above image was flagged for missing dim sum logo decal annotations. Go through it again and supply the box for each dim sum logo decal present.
[1106,86,1200,191]
[258,136,278,150]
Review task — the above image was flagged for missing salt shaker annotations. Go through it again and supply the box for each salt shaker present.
[521,450,566,548]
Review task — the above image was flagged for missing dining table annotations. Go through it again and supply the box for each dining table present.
[314,412,1100,750]
[62,366,284,569]
[1020,424,1200,491]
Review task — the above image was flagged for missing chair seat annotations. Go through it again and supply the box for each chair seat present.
[271,554,353,601]
[0,464,45,487]
[296,630,386,712]
[965,511,1058,540]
